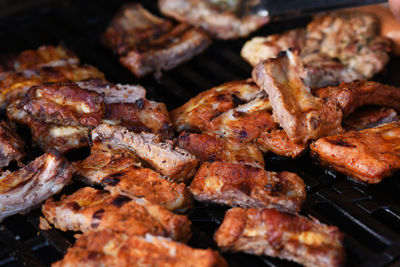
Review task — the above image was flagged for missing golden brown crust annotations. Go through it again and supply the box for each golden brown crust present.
[257,129,306,158]
[176,132,264,168]
[53,230,227,267]
[42,187,192,242]
[311,122,400,183]
[189,162,306,212]
[214,207,345,267]
[0,121,25,168]
[343,106,398,131]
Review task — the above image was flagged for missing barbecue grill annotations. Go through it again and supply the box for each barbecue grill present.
[0,1,399,266]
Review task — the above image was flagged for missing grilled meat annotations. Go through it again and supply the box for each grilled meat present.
[171,79,262,133]
[53,230,227,267]
[0,121,25,168]
[159,0,270,39]
[102,3,211,77]
[252,49,343,144]
[257,129,306,158]
[0,64,104,109]
[189,162,305,212]
[316,80,400,117]
[92,124,198,183]
[176,132,264,168]
[76,141,193,212]
[343,106,398,131]
[311,122,400,183]
[19,82,105,127]
[0,151,73,222]
[214,207,345,267]
[104,99,174,140]
[242,12,390,88]
[42,187,191,242]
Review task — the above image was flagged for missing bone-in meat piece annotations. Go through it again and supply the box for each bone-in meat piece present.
[0,151,73,222]
[311,122,400,183]
[215,207,345,267]
[19,82,105,127]
[343,106,398,131]
[159,0,270,39]
[257,129,306,158]
[176,132,264,168]
[189,162,305,212]
[171,79,262,133]
[42,187,191,242]
[0,121,25,168]
[102,3,211,77]
[53,230,227,267]
[92,124,198,183]
[252,49,343,144]
[76,141,193,212]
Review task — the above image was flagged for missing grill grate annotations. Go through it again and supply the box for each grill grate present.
[0,1,400,266]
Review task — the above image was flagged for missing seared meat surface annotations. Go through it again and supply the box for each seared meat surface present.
[176,132,264,168]
[92,124,198,182]
[19,82,105,128]
[243,12,390,88]
[76,141,193,212]
[252,49,343,144]
[102,3,211,77]
[311,122,400,183]
[171,79,263,132]
[189,162,305,212]
[0,151,73,222]
[42,187,192,242]
[159,0,270,39]
[215,207,345,267]
[257,129,306,158]
[53,230,227,267]
[0,121,25,168]
[343,106,398,130]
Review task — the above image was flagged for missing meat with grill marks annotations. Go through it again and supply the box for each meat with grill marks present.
[189,161,305,212]
[343,106,398,131]
[53,230,227,267]
[0,121,25,168]
[92,124,198,183]
[257,129,307,158]
[252,49,343,145]
[159,0,270,40]
[171,79,262,133]
[311,122,400,184]
[102,3,211,77]
[0,151,73,222]
[176,132,264,168]
[42,187,192,242]
[75,140,193,212]
[215,207,345,267]
[19,82,105,128]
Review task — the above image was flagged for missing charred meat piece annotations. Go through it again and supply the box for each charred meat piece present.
[159,0,270,39]
[316,80,400,117]
[19,82,105,127]
[343,106,398,131]
[242,12,390,88]
[189,162,305,212]
[171,79,262,133]
[204,94,276,142]
[252,49,343,144]
[0,121,25,168]
[257,129,306,158]
[76,141,193,212]
[102,3,211,77]
[7,100,90,153]
[0,65,104,109]
[42,187,192,242]
[76,78,146,104]
[0,151,73,222]
[311,122,400,183]
[214,207,345,267]
[53,230,227,267]
[104,99,174,140]
[92,124,198,183]
[176,132,264,168]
